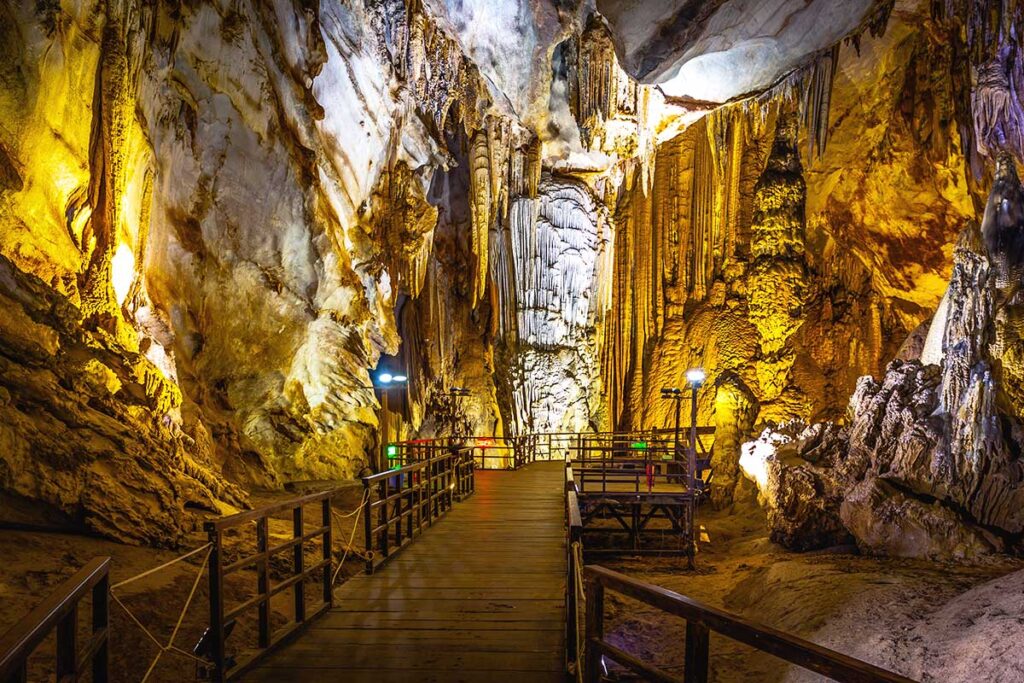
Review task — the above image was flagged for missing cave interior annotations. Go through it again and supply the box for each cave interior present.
[2,0,1024,681]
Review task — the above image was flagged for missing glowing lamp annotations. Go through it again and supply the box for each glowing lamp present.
[392,374,407,382]
[378,373,393,384]
[686,368,706,386]
[386,444,399,459]
[630,441,648,451]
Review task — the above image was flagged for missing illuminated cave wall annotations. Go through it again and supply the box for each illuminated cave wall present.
[599,4,975,443]
[0,0,538,540]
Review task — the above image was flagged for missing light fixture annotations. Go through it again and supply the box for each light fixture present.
[392,374,407,382]
[378,373,393,384]
[686,368,706,386]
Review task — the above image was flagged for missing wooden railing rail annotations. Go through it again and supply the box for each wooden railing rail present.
[361,449,474,573]
[583,565,918,683]
[0,556,110,683]
[565,459,584,672]
[204,488,337,681]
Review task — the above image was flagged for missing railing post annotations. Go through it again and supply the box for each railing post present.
[362,480,374,575]
[293,506,306,623]
[55,604,76,681]
[322,497,333,607]
[584,576,604,683]
[206,527,226,682]
[406,470,414,537]
[395,470,404,549]
[684,621,710,683]
[378,479,389,562]
[92,571,109,683]
[256,517,270,648]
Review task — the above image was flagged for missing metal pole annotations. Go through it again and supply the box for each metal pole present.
[673,392,683,464]
[688,382,698,557]
[380,389,389,472]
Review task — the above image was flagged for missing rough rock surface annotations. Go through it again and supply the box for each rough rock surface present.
[741,161,1024,557]
[0,255,245,545]
[741,422,852,550]
[596,0,880,100]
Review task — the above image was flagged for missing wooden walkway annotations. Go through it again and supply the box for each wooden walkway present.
[244,461,567,682]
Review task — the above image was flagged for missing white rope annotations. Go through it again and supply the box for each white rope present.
[331,488,371,586]
[111,543,212,590]
[110,544,213,679]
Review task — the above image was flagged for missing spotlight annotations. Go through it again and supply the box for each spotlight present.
[392,374,407,382]
[378,373,393,384]
[686,368,706,386]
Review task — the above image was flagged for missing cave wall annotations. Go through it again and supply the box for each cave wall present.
[598,1,974,442]
[3,0,1021,549]
[0,0,531,540]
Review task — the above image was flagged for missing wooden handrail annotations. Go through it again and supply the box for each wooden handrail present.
[205,489,336,681]
[583,565,918,683]
[205,487,343,531]
[0,556,110,683]
[361,449,474,573]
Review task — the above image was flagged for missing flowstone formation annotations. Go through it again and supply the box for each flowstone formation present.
[741,157,1024,559]
[500,175,609,434]
[598,0,974,461]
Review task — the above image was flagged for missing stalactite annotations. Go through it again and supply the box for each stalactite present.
[934,0,1024,171]
[800,44,840,161]
[690,119,716,300]
[468,129,491,306]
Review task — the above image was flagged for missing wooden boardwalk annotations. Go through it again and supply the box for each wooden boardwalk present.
[244,461,567,682]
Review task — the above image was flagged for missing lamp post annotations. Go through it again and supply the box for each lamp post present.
[685,368,705,559]
[373,372,407,471]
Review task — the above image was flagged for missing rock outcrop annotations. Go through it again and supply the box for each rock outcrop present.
[0,254,245,545]
[741,157,1024,558]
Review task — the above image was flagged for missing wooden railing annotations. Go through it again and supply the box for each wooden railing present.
[361,449,474,573]
[387,436,536,470]
[0,557,110,683]
[582,565,918,683]
[204,489,336,681]
[565,460,584,673]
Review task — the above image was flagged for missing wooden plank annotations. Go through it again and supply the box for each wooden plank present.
[257,647,564,672]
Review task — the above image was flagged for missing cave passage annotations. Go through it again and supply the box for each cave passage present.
[2,0,1024,681]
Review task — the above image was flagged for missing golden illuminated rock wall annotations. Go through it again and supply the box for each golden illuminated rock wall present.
[0,0,530,539]
[598,3,974,450]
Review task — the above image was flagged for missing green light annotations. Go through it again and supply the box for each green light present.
[386,444,399,459]
[630,441,648,450]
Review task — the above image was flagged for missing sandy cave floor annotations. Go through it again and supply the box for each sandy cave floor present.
[598,502,1024,683]
[0,482,368,682]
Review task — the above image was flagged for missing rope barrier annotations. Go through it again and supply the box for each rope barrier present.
[110,543,213,681]
[111,542,212,590]
[332,488,371,586]
[96,485,374,680]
